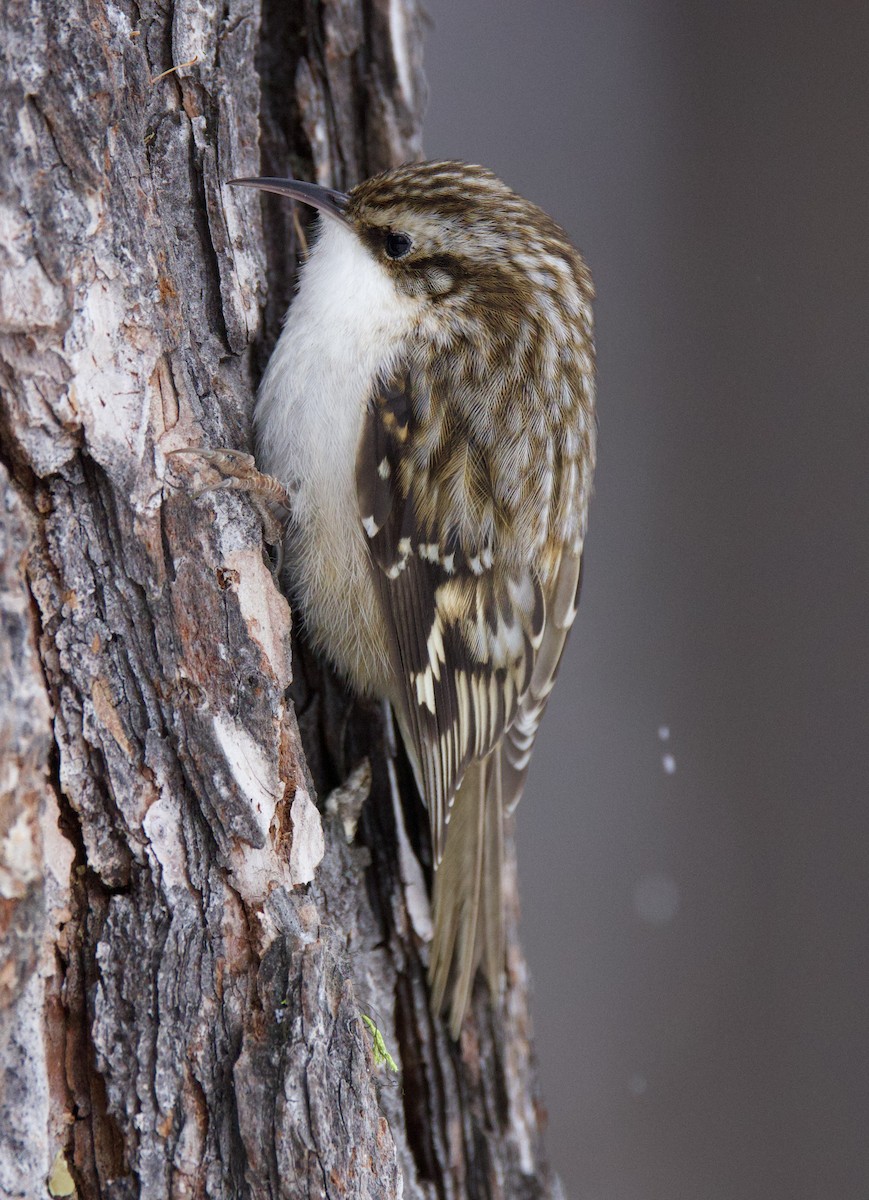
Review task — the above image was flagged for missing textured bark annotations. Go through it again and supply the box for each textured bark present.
[0,2,560,1197]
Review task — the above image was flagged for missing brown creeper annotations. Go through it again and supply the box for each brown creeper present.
[233,162,596,1036]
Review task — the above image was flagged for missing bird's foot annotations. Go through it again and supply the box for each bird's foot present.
[167,448,291,546]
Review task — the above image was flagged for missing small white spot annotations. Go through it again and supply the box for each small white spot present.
[634,873,680,925]
[658,725,670,741]
[362,515,380,537]
[662,753,677,775]
[426,614,446,672]
[628,1074,648,1097]
[414,667,436,714]
[378,457,391,479]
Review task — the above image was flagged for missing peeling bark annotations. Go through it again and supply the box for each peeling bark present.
[0,2,560,1196]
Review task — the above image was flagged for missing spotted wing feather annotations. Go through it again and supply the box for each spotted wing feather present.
[356,362,545,862]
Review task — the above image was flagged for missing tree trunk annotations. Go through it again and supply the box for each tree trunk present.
[0,2,559,1196]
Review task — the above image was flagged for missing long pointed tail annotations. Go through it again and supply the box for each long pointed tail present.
[428,752,505,1037]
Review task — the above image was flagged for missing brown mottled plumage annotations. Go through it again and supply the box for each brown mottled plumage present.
[233,161,596,1036]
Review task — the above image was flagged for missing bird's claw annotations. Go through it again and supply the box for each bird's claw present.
[166,447,292,546]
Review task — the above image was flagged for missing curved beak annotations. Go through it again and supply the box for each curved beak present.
[228,177,349,223]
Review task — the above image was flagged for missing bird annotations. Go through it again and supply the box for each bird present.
[231,161,596,1037]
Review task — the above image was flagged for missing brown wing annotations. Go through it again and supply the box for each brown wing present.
[356,360,546,862]
[357,353,591,1034]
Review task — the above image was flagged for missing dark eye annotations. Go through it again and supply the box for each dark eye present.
[385,232,412,259]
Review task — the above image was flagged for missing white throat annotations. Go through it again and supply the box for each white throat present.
[254,217,416,488]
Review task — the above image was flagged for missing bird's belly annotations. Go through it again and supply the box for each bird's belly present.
[255,338,394,697]
[286,481,392,697]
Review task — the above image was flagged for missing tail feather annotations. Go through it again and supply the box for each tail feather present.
[479,749,505,998]
[429,752,505,1037]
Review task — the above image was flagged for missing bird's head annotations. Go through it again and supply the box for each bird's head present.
[230,161,592,329]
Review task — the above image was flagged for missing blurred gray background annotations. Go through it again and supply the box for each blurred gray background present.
[422,3,869,1198]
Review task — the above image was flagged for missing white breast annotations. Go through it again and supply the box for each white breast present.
[255,218,417,695]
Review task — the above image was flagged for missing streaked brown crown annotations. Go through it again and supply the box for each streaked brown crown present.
[346,160,594,310]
